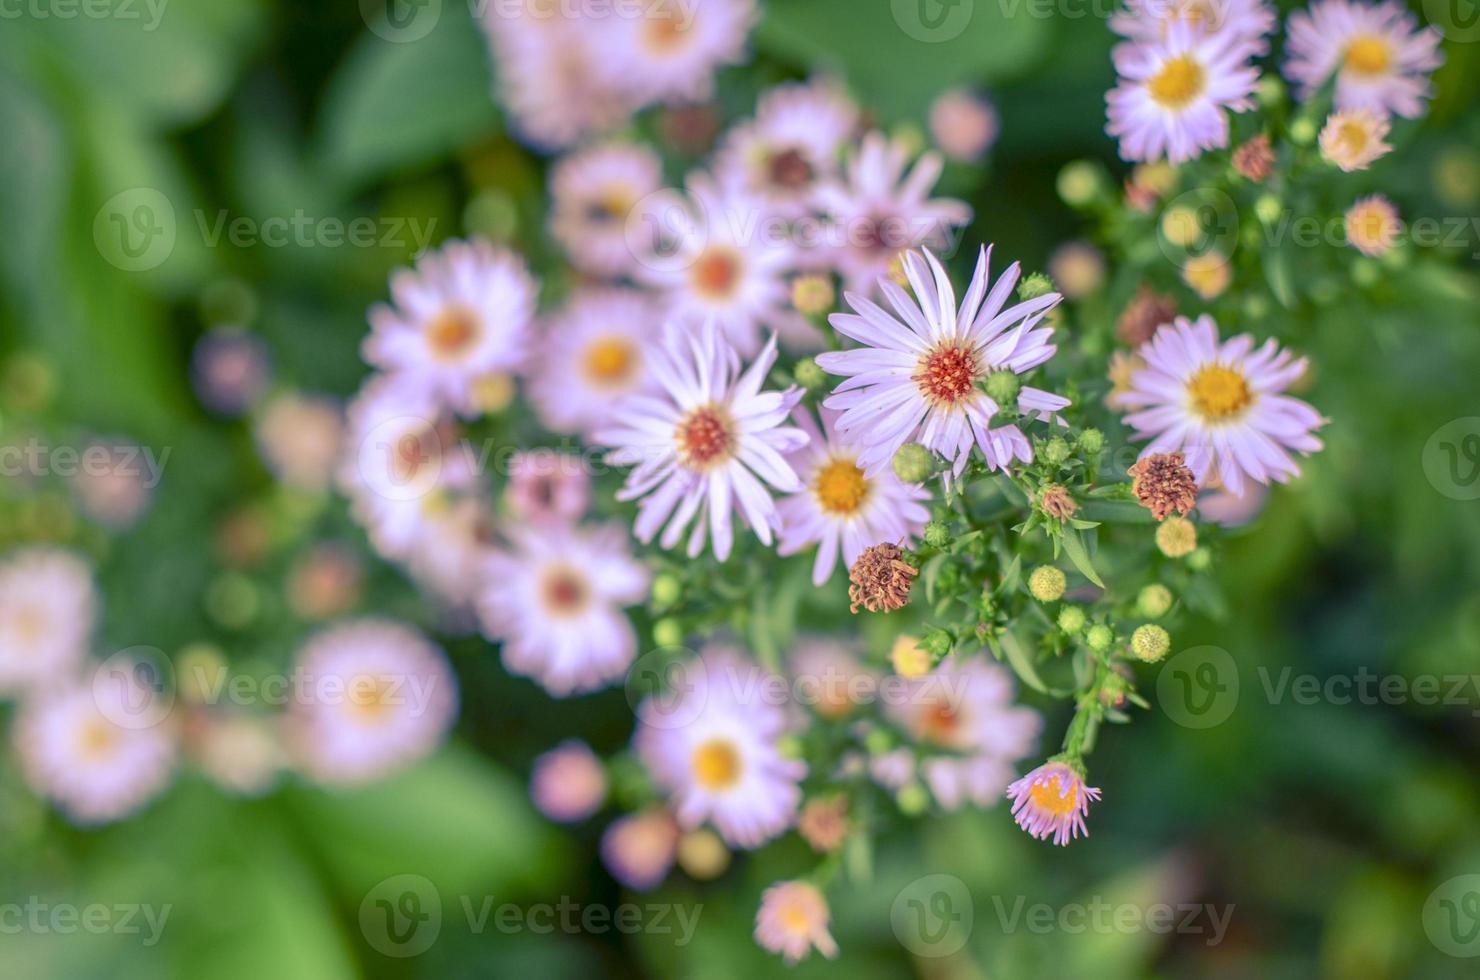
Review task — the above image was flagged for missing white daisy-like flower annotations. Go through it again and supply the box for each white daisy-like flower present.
[254,392,343,493]
[1112,0,1276,53]
[401,494,496,608]
[596,322,808,562]
[881,656,1041,811]
[549,142,664,278]
[635,646,804,849]
[929,88,1001,163]
[754,880,839,964]
[363,238,536,416]
[476,521,650,698]
[1319,107,1393,171]
[714,78,858,219]
[15,677,178,825]
[1119,314,1327,496]
[817,246,1067,478]
[1106,20,1260,163]
[0,548,97,695]
[777,407,931,586]
[638,176,815,356]
[287,619,458,786]
[598,0,757,106]
[813,132,972,295]
[479,11,637,150]
[191,710,284,797]
[529,288,662,438]
[1284,0,1443,119]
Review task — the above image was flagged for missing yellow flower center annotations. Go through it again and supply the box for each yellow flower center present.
[12,605,47,645]
[1148,55,1205,110]
[427,305,480,358]
[77,718,117,761]
[586,188,634,224]
[1344,35,1392,76]
[1187,363,1252,421]
[348,675,396,720]
[581,336,638,388]
[1337,120,1370,155]
[813,458,869,515]
[1029,774,1080,816]
[780,901,813,933]
[691,738,742,790]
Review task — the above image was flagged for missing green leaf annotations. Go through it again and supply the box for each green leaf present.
[994,631,1049,695]
[1061,528,1106,587]
[317,2,501,189]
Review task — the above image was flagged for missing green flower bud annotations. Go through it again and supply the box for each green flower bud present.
[1042,437,1071,465]
[1086,624,1114,653]
[1257,75,1285,108]
[1187,546,1213,571]
[1057,161,1104,208]
[793,358,825,390]
[983,369,1022,405]
[1028,565,1067,602]
[1351,258,1381,288]
[651,574,681,607]
[892,443,934,484]
[920,627,954,657]
[1130,624,1171,662]
[922,521,951,549]
[897,783,929,816]
[1137,584,1174,619]
[1290,117,1316,145]
[776,735,804,759]
[1254,194,1282,226]
[653,618,684,648]
[1017,272,1056,301]
[864,727,895,755]
[1077,428,1104,455]
[205,573,259,630]
[1057,605,1087,634]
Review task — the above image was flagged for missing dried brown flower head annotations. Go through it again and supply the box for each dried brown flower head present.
[798,794,850,853]
[1039,484,1079,522]
[1233,134,1275,183]
[1116,285,1178,348]
[1128,452,1199,521]
[848,543,917,614]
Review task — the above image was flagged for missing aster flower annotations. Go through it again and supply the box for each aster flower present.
[777,407,931,586]
[1284,0,1443,119]
[0,548,96,695]
[635,647,805,848]
[1106,20,1260,163]
[400,494,496,607]
[1112,0,1276,53]
[15,677,177,825]
[596,322,807,562]
[881,656,1041,810]
[1119,315,1326,497]
[479,12,636,150]
[190,710,284,797]
[598,0,757,106]
[476,521,649,697]
[67,439,157,530]
[530,739,608,823]
[254,392,343,493]
[549,142,663,278]
[715,77,858,219]
[601,806,679,891]
[191,326,271,416]
[1319,108,1393,171]
[287,619,458,786]
[1117,284,1179,347]
[754,881,839,964]
[1006,759,1102,845]
[363,238,536,416]
[788,637,877,721]
[529,288,662,438]
[638,176,816,355]
[929,88,1000,163]
[1345,193,1402,255]
[817,246,1068,478]
[504,451,591,525]
[814,132,972,295]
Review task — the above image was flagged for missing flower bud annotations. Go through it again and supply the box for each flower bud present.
[1017,272,1056,301]
[1130,624,1171,662]
[892,443,934,484]
[984,368,1022,405]
[651,573,681,607]
[1077,428,1104,455]
[791,274,835,316]
[793,358,826,390]
[1290,116,1317,145]
[653,618,684,648]
[1254,194,1283,226]
[1042,437,1071,465]
[1028,565,1067,602]
[920,627,954,658]
[1057,161,1104,208]
[923,521,951,548]
[897,783,929,816]
[677,829,730,880]
[864,727,895,755]
[1187,546,1212,571]
[890,635,934,678]
[1137,584,1174,619]
[1156,516,1198,558]
[1086,624,1114,653]
[1057,605,1086,634]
